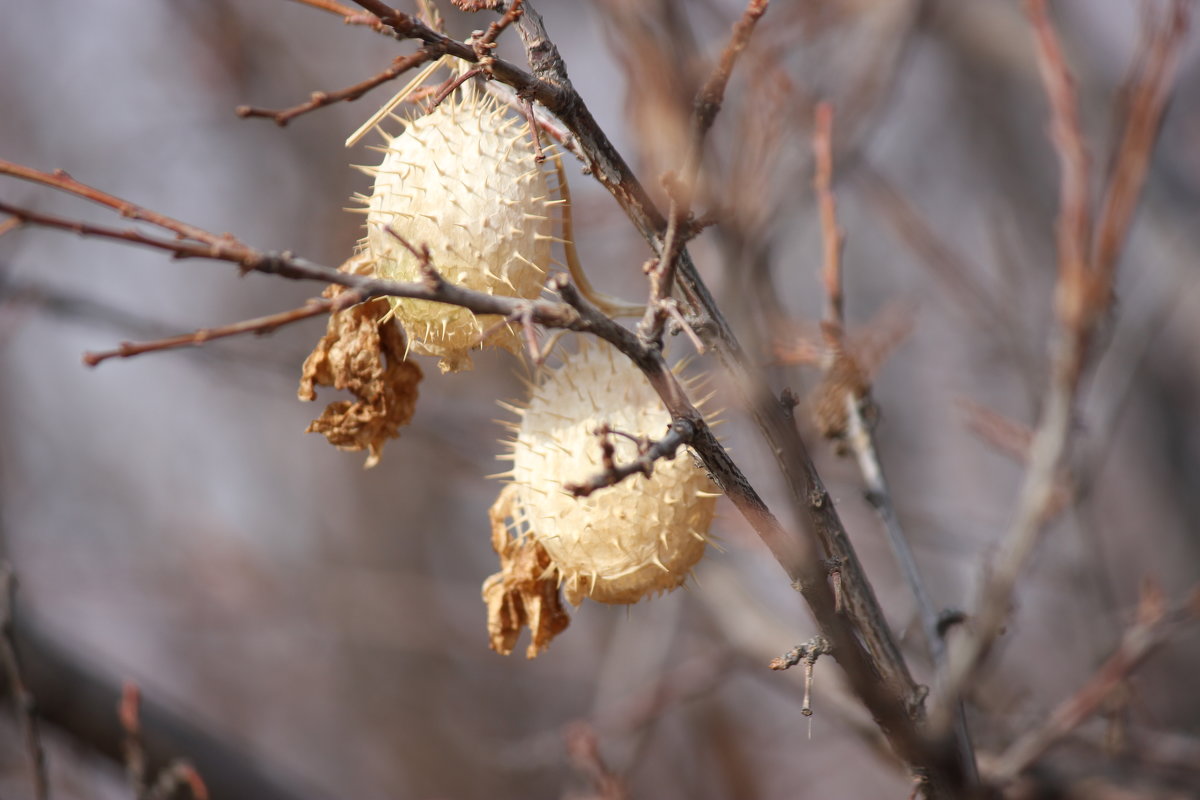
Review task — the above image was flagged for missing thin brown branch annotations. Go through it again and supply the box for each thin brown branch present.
[475,0,523,49]
[235,51,434,126]
[1026,0,1093,333]
[565,722,628,800]
[563,419,694,498]
[121,682,209,800]
[0,564,48,800]
[1092,1,1189,286]
[283,0,386,29]
[989,583,1200,782]
[82,294,358,366]
[813,102,844,325]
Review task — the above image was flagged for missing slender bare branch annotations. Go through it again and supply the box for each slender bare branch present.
[236,51,434,126]
[82,294,360,366]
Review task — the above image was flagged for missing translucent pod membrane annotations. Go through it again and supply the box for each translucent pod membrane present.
[498,341,719,605]
[358,81,556,372]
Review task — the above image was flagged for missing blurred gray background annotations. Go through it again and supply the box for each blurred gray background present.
[1,1,1199,798]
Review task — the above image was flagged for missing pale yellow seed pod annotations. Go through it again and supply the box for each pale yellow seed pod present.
[361,81,554,372]
[500,342,718,606]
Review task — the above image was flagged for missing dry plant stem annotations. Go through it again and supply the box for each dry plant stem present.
[931,0,1188,736]
[82,294,359,366]
[989,587,1199,782]
[284,0,384,29]
[236,51,434,126]
[0,565,49,800]
[813,103,844,324]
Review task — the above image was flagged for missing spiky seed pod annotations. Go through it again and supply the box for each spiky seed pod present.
[360,81,554,373]
[498,343,719,606]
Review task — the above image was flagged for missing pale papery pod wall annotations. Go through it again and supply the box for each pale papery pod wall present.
[1,1,1199,799]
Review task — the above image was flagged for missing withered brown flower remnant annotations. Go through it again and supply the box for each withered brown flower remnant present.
[298,253,422,467]
[482,484,571,659]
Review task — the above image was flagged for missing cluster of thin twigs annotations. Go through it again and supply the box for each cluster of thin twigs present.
[2,1,1198,798]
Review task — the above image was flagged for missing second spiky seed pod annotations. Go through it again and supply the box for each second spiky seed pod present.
[497,343,719,606]
[361,81,555,372]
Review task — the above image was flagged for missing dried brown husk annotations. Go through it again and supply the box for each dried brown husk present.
[482,485,571,659]
[298,253,422,467]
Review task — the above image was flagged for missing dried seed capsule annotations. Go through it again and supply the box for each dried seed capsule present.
[358,81,554,372]
[497,342,718,605]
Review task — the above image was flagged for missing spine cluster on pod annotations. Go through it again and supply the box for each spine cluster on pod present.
[354,79,557,372]
[495,342,719,606]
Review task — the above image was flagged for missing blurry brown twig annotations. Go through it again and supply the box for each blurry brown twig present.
[564,722,628,800]
[283,0,386,30]
[236,52,434,126]
[120,682,209,800]
[989,582,1200,782]
[0,564,48,800]
[932,0,1190,737]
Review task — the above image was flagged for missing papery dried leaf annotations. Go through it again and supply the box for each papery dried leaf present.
[482,485,570,659]
[298,253,422,468]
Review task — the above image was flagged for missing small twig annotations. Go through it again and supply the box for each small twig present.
[769,633,829,672]
[564,722,628,800]
[989,583,1200,781]
[236,51,433,126]
[283,0,386,30]
[428,66,483,109]
[564,419,694,497]
[812,102,844,324]
[82,295,358,366]
[475,0,523,49]
[120,683,148,798]
[0,564,49,800]
[120,682,208,800]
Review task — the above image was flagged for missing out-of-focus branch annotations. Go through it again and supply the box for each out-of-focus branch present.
[0,565,48,800]
[931,0,1190,737]
[989,583,1200,782]
[236,52,434,126]
[283,0,385,30]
